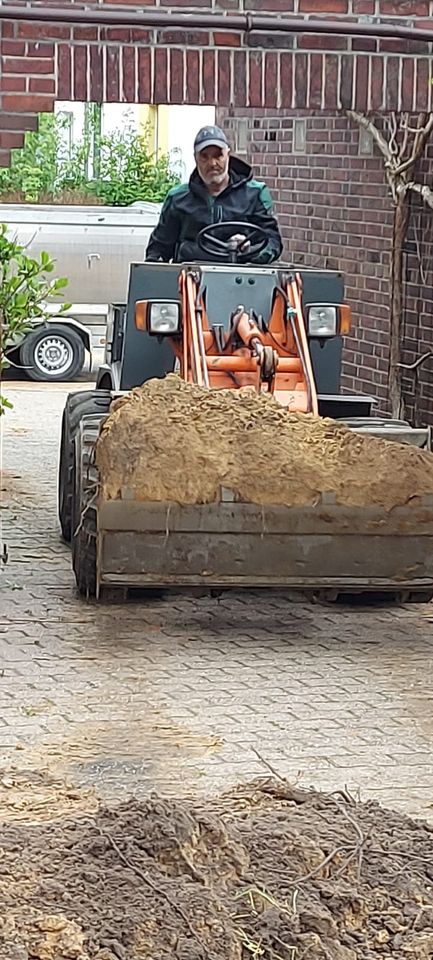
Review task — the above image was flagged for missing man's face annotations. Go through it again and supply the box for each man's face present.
[195,145,230,188]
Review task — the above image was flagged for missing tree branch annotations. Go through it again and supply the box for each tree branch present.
[406,180,433,210]
[347,110,391,161]
[400,112,409,159]
[394,114,433,175]
[387,112,399,158]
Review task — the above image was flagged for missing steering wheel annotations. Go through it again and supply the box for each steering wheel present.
[196,221,268,263]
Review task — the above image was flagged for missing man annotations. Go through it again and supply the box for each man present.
[146,125,283,264]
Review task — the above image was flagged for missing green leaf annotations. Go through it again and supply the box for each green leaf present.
[53,276,69,291]
[0,395,13,415]
[40,251,55,272]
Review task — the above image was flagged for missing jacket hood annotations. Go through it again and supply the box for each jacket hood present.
[189,155,253,196]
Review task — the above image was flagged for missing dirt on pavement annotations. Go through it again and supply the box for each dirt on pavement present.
[1,776,433,960]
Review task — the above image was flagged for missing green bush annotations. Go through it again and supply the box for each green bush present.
[0,114,62,203]
[0,112,180,205]
[0,226,69,413]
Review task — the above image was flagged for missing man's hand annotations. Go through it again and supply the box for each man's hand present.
[230,233,251,252]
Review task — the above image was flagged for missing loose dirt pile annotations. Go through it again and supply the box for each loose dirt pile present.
[96,376,433,509]
[1,778,433,960]
[0,768,98,824]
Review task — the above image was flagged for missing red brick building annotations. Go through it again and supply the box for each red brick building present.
[1,1,433,420]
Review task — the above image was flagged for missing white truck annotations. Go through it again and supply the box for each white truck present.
[2,201,160,381]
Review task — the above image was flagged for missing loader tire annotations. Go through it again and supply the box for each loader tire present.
[71,415,104,598]
[58,389,111,543]
[58,391,94,541]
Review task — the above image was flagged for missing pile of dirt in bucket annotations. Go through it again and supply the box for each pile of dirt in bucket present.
[96,376,433,509]
[1,778,433,960]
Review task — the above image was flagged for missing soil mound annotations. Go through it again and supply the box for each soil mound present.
[96,376,433,509]
[1,778,433,959]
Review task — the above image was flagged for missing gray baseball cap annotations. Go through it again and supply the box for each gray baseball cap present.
[194,125,229,154]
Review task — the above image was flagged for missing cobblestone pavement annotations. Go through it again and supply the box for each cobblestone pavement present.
[1,382,433,820]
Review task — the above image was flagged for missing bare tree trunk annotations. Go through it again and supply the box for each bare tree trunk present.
[348,110,433,421]
[388,194,409,420]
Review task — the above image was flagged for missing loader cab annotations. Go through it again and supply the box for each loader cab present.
[96,260,369,419]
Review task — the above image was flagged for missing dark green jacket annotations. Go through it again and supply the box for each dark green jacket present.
[146,156,283,264]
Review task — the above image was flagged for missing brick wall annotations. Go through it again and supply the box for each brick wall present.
[1,1,433,165]
[218,107,433,423]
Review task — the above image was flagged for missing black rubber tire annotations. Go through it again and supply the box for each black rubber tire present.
[71,416,102,598]
[58,390,111,543]
[59,392,94,542]
[58,407,70,541]
[20,324,85,382]
[70,410,165,602]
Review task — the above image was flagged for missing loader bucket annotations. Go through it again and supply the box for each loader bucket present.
[76,379,433,603]
[95,489,433,601]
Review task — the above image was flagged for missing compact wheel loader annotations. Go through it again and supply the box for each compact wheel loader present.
[58,222,433,602]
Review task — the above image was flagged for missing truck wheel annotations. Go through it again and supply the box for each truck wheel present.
[58,390,111,543]
[72,415,102,598]
[20,325,85,382]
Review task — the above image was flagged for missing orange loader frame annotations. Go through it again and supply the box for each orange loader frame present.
[175,268,318,413]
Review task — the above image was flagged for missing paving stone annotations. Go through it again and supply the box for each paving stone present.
[2,383,433,820]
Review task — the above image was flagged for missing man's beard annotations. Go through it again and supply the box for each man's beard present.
[203,167,228,186]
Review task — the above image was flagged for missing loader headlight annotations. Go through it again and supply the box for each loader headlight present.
[149,301,181,335]
[135,299,182,335]
[307,305,337,337]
